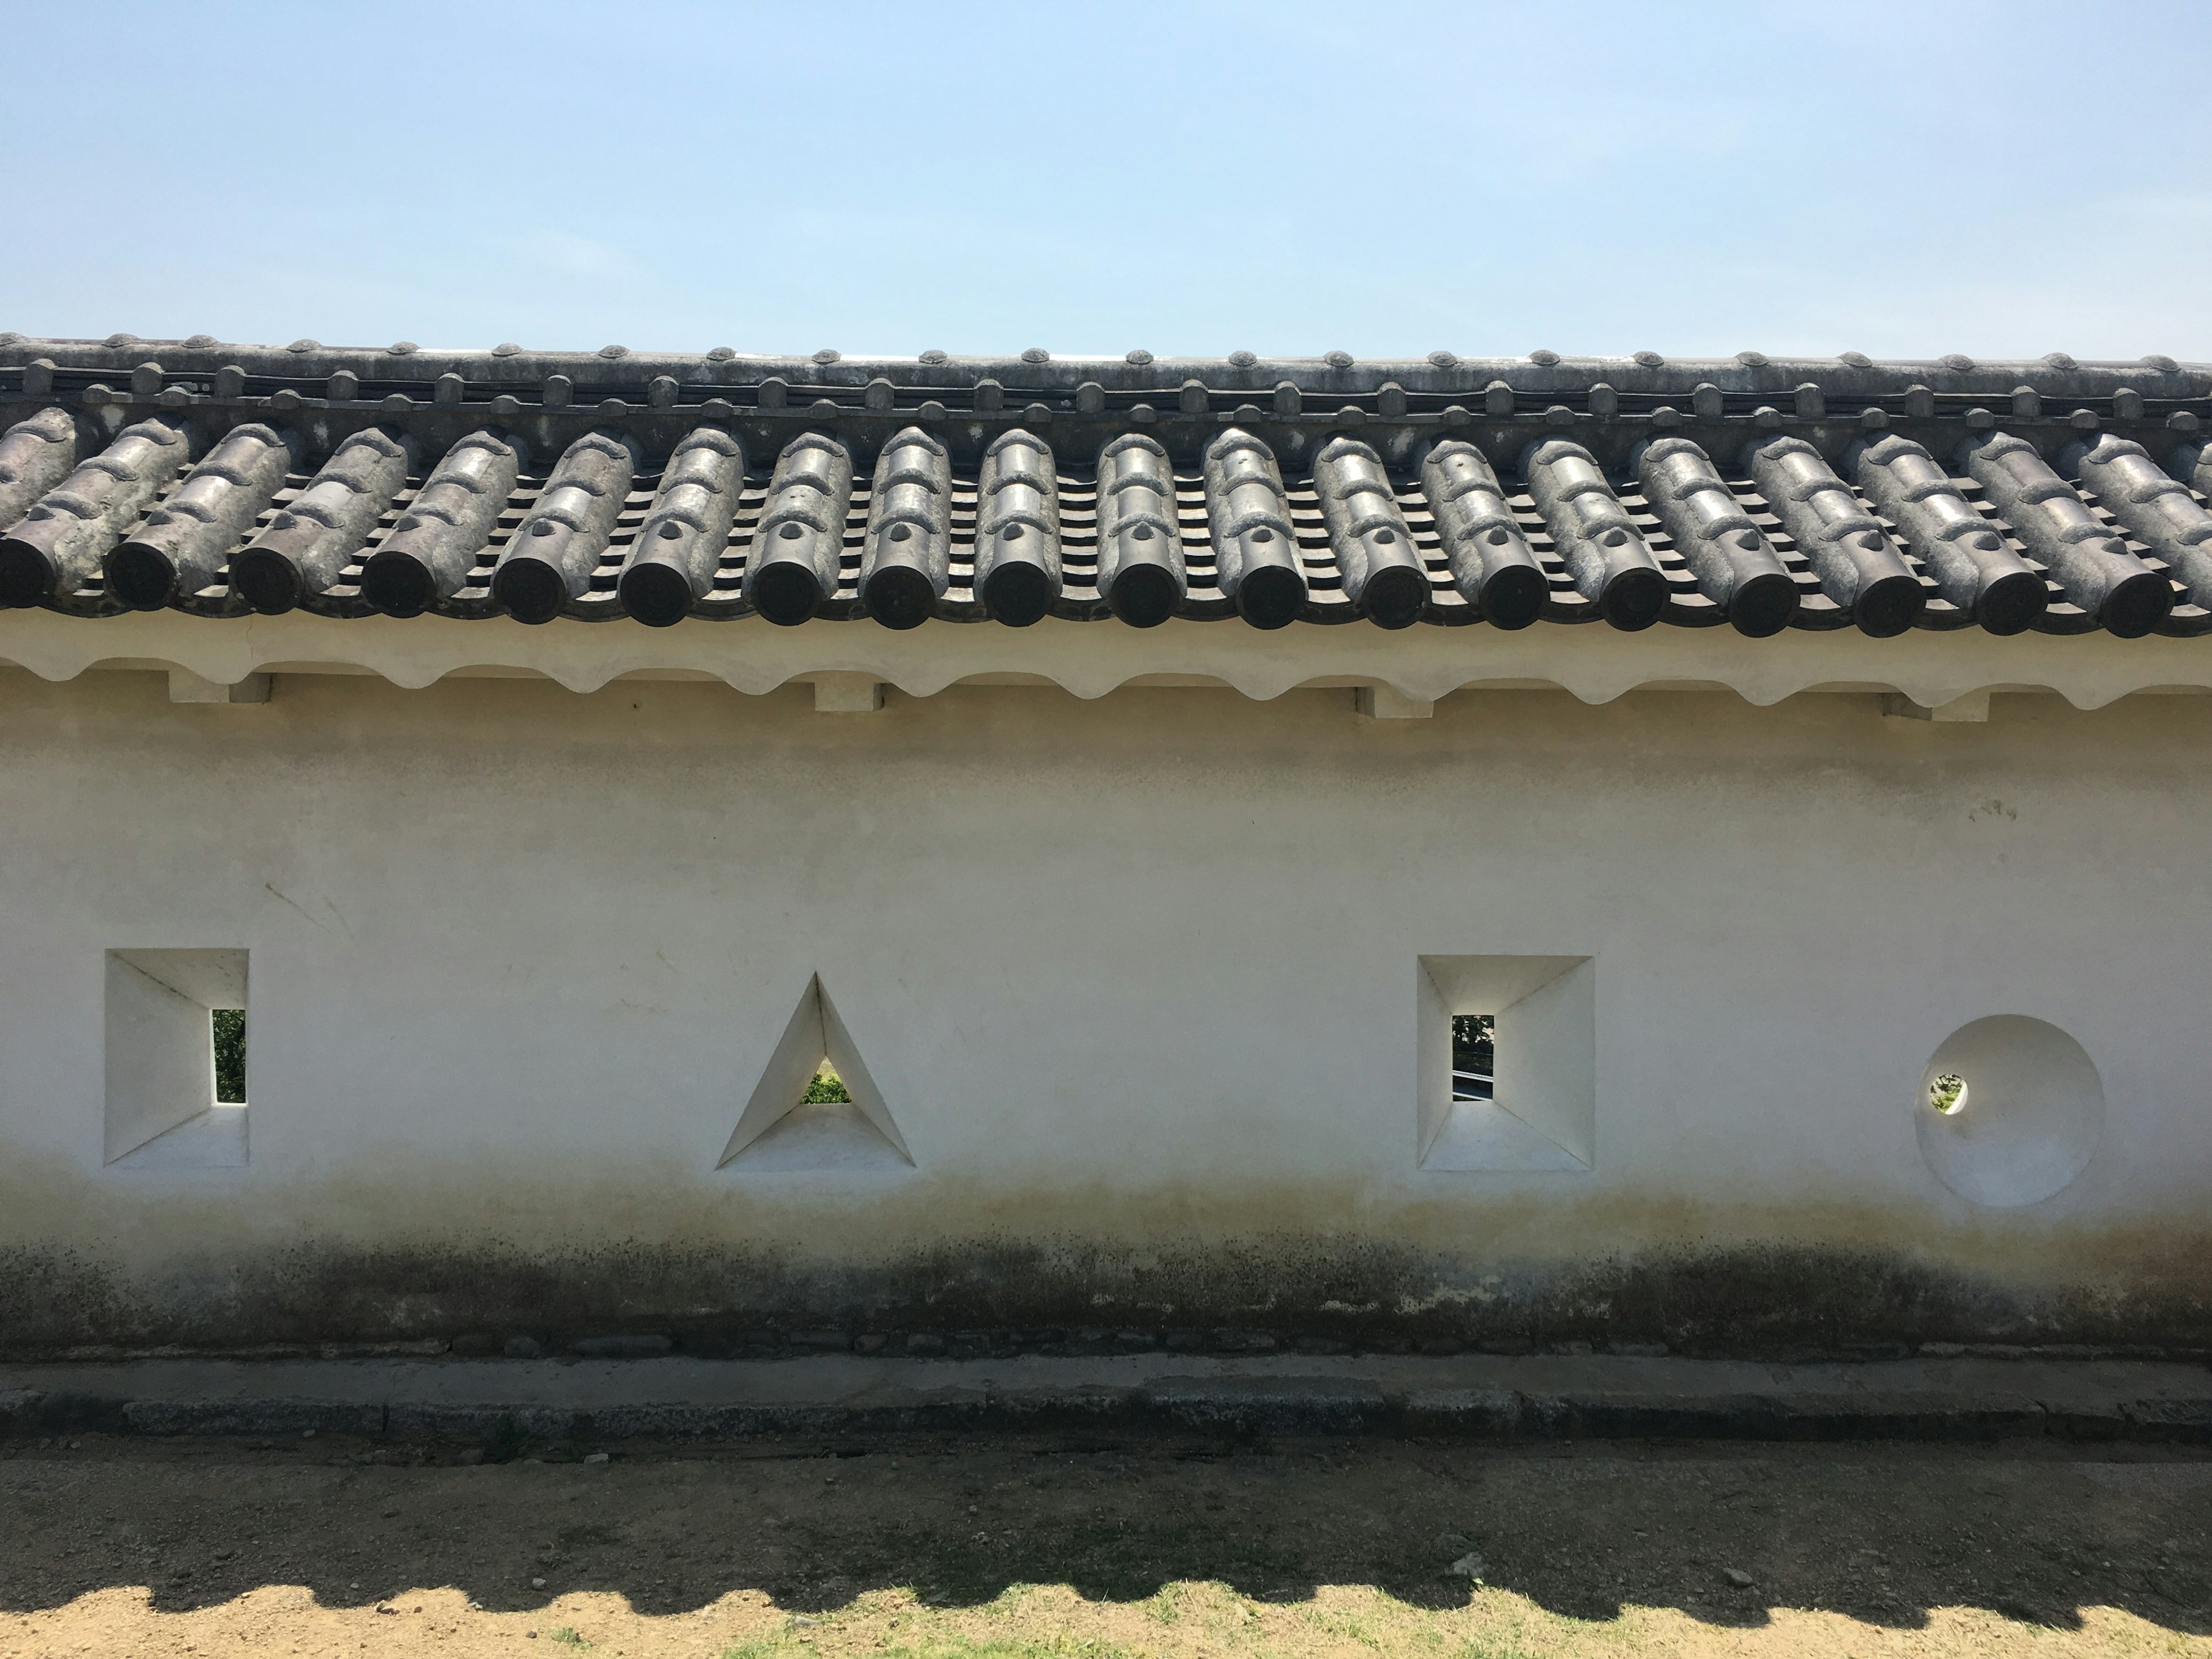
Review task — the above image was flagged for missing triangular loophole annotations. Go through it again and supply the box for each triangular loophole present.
[719,975,912,1171]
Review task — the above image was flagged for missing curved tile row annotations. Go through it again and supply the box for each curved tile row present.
[3,412,2212,636]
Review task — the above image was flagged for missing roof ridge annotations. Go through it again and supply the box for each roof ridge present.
[0,336,2204,399]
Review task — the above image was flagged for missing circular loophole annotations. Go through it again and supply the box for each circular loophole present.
[1132,525,1153,541]
[1916,1016,2103,1208]
[889,523,911,543]
[779,522,804,540]
[1486,528,1510,546]
[1373,529,1395,545]
[1003,524,1023,541]
[658,521,683,540]
[531,520,555,537]
[1250,528,1271,543]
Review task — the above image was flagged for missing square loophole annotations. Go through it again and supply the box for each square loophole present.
[1417,955,1594,1172]
[104,949,249,1169]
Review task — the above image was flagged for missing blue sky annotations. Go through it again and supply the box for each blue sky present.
[4,0,2209,362]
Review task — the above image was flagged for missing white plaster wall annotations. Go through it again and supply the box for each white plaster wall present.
[1,658,2209,1343]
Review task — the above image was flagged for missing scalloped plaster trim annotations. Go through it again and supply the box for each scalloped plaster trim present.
[1,611,2207,711]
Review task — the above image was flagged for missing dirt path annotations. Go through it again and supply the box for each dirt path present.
[2,1431,2207,1657]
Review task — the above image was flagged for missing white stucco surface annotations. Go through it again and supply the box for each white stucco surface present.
[8,605,2212,708]
[1,615,2209,1352]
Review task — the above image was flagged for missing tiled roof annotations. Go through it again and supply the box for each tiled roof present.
[3,338,2211,637]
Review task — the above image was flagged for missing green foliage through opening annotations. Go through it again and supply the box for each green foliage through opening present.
[1452,1013,1494,1075]
[211,1008,246,1103]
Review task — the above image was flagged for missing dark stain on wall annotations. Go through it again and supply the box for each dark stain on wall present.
[2,1232,2206,1363]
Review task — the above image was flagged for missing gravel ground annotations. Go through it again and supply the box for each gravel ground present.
[1,1430,2208,1657]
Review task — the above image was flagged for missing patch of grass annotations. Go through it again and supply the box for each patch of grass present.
[547,1628,593,1650]
[1448,1605,1585,1659]
[1451,1641,1543,1659]
[1300,1602,1390,1650]
[724,1639,1137,1659]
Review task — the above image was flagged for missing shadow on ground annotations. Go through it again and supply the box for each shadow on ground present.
[2,1431,2209,1636]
